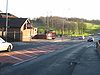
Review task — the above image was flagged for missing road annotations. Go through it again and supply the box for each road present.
[0,40,100,75]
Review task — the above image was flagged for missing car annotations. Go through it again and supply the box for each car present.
[87,37,94,42]
[78,36,85,40]
[0,37,13,52]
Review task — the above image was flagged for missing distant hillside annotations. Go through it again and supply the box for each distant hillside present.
[32,17,100,36]
[84,23,100,34]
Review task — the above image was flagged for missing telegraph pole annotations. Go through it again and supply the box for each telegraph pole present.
[6,0,8,42]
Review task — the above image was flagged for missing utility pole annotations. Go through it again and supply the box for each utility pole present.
[6,0,8,42]
[62,19,65,35]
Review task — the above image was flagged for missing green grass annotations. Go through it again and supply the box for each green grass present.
[84,23,100,35]
[85,23,100,30]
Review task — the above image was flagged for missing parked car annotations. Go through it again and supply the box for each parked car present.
[0,37,13,52]
[87,37,94,42]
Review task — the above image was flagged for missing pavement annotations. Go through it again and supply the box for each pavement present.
[72,45,100,75]
[11,37,71,46]
[31,37,71,42]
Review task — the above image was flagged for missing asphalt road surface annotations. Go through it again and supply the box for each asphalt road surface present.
[0,40,100,75]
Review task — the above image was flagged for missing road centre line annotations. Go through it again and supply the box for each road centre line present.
[15,51,33,57]
[4,53,23,61]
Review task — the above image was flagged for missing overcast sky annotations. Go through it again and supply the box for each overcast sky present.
[0,0,100,20]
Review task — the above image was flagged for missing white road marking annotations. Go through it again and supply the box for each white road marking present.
[15,51,33,57]
[24,50,47,53]
[86,43,96,48]
[13,56,37,66]
[4,53,23,61]
[24,50,35,53]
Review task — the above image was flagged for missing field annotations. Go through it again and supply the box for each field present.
[85,23,100,35]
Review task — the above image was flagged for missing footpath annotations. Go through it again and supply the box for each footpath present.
[72,44,100,75]
[31,37,71,42]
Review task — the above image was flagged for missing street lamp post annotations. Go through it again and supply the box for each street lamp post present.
[6,0,8,42]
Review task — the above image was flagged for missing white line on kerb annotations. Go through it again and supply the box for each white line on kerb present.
[4,53,23,61]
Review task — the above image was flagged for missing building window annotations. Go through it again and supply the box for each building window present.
[27,24,32,29]
[23,24,26,30]
[35,29,37,31]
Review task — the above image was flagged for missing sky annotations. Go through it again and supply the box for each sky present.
[0,0,100,20]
